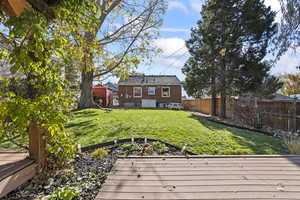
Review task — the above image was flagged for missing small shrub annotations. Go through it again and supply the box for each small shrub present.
[92,148,108,159]
[121,143,141,152]
[82,182,92,189]
[153,142,169,154]
[287,138,300,154]
[48,186,80,200]
[143,143,153,154]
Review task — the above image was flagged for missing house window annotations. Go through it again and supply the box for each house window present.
[133,87,142,97]
[148,87,156,95]
[162,87,170,97]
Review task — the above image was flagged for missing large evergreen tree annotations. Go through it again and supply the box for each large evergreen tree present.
[183,0,278,118]
[277,0,300,57]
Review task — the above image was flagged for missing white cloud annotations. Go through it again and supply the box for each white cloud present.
[160,27,190,33]
[265,0,281,12]
[153,57,186,68]
[188,0,204,13]
[152,37,189,68]
[271,48,300,75]
[168,1,189,14]
[264,0,281,22]
[264,1,300,75]
[154,37,188,57]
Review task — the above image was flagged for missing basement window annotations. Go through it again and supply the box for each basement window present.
[162,87,170,97]
[148,87,156,95]
[133,87,142,98]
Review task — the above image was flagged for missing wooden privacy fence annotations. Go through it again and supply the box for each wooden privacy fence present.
[182,98,221,115]
[255,100,300,132]
[182,98,300,132]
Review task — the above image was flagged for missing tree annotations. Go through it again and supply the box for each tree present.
[281,74,300,95]
[277,0,300,57]
[0,1,87,166]
[182,0,277,118]
[64,64,80,90]
[65,0,166,109]
[247,75,284,98]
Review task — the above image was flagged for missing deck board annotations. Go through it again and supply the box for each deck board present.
[96,156,300,200]
[0,151,31,181]
[0,151,37,198]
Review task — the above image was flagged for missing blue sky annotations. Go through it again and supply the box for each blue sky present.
[131,0,300,83]
[1,0,298,84]
[135,0,203,82]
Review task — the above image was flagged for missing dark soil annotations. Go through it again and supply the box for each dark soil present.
[3,142,187,200]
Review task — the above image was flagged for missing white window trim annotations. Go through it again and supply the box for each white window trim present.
[161,87,170,98]
[148,87,156,95]
[133,87,142,98]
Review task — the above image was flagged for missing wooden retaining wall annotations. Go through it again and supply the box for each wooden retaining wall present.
[0,151,37,198]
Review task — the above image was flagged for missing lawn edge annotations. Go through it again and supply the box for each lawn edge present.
[189,112,275,137]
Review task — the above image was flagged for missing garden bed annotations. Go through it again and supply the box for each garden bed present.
[3,141,188,200]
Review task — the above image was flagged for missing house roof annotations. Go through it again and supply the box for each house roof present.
[290,94,300,100]
[104,82,118,91]
[118,75,181,86]
[271,93,294,100]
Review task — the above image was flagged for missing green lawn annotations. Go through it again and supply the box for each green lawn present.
[66,109,289,155]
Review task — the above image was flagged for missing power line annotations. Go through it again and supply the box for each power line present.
[167,51,189,68]
[163,46,187,59]
[159,50,189,74]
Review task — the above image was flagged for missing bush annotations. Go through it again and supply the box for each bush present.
[143,143,154,154]
[231,99,260,128]
[287,138,300,154]
[92,148,108,159]
[153,142,169,154]
[48,186,80,200]
[120,143,141,152]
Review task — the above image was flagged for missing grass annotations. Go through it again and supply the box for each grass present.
[66,109,289,155]
[287,138,300,154]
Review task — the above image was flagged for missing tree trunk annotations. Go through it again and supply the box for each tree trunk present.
[220,91,226,118]
[220,54,227,118]
[211,75,217,116]
[79,70,94,109]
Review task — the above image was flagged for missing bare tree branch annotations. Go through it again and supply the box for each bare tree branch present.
[95,0,122,37]
[99,5,151,45]
[94,0,159,78]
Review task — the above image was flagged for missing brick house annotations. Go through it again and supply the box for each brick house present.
[118,75,182,108]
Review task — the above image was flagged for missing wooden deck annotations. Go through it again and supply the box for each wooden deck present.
[97,155,300,200]
[0,151,37,198]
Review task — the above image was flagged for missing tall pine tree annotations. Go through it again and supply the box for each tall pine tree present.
[183,0,278,118]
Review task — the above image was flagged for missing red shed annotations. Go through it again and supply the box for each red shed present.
[92,84,113,107]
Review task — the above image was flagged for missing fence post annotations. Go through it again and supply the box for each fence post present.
[293,100,297,132]
[29,121,46,170]
[254,98,259,128]
[288,109,291,132]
